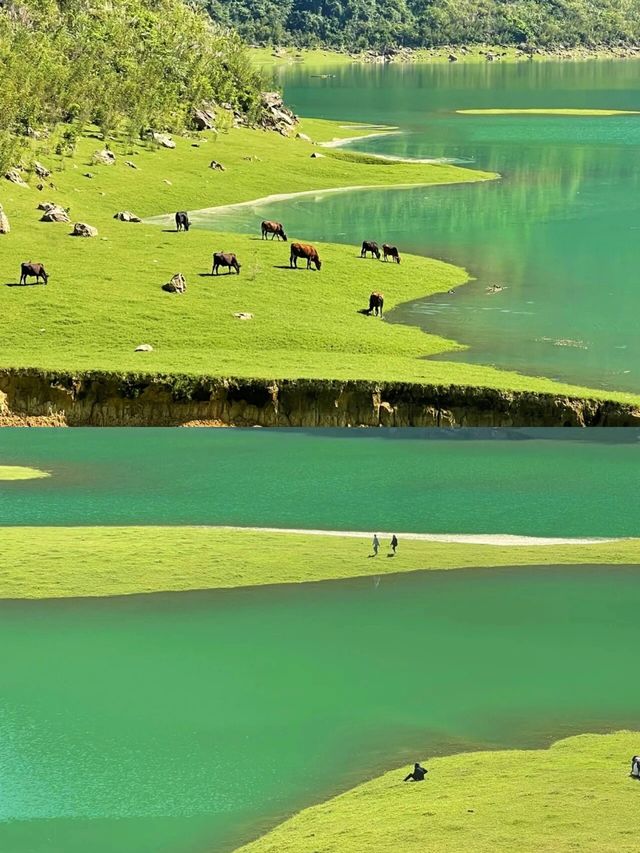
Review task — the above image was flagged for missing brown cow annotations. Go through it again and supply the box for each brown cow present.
[20,262,49,285]
[290,242,321,270]
[212,252,241,275]
[261,220,287,241]
[382,244,401,264]
[361,240,380,259]
[368,291,384,316]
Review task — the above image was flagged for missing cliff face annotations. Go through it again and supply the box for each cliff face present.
[1,369,639,427]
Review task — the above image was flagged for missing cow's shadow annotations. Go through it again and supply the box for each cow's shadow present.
[3,281,43,287]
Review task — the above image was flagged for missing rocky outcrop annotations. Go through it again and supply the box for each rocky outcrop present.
[152,132,176,149]
[192,105,216,131]
[258,92,298,135]
[33,161,51,178]
[5,167,28,187]
[40,206,70,223]
[0,370,638,428]
[71,222,98,237]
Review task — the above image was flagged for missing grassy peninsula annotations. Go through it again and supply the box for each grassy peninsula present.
[1,525,639,599]
[235,730,640,853]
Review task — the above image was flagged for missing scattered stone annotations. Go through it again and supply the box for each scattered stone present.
[37,201,57,211]
[233,312,253,320]
[192,106,216,131]
[152,132,176,149]
[296,132,312,141]
[486,284,504,294]
[113,210,141,222]
[310,152,324,158]
[162,273,186,293]
[5,168,28,188]
[125,160,138,169]
[71,222,98,237]
[448,53,458,62]
[241,155,261,161]
[40,206,70,223]
[191,143,200,148]
[93,149,116,166]
[209,160,225,171]
[83,172,94,178]
[36,183,44,191]
[163,179,172,185]
[33,161,51,178]
[0,204,10,234]
[134,343,154,352]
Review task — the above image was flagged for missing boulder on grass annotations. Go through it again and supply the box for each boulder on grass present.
[152,133,176,149]
[5,168,28,187]
[0,204,9,234]
[233,312,253,320]
[72,222,98,237]
[162,272,186,293]
[33,161,51,178]
[40,206,70,223]
[135,343,153,352]
[113,211,141,222]
[93,149,116,165]
[209,160,225,171]
[192,106,216,131]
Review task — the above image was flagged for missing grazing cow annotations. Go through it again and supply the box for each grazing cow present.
[361,240,380,259]
[175,211,190,232]
[382,244,401,264]
[20,262,48,286]
[368,291,384,316]
[261,220,287,241]
[212,252,241,275]
[290,242,321,271]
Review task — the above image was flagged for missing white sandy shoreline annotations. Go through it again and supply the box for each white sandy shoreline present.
[201,526,618,546]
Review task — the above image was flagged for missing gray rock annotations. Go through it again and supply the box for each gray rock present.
[209,160,225,171]
[134,344,154,352]
[192,106,216,131]
[33,161,51,178]
[310,152,324,158]
[125,160,138,169]
[233,312,253,320]
[40,206,70,223]
[113,211,141,222]
[5,168,28,187]
[152,133,176,149]
[83,172,94,179]
[93,149,116,166]
[71,222,98,237]
[0,204,9,234]
[296,132,312,141]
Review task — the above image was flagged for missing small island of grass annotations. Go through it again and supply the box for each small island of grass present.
[0,466,50,481]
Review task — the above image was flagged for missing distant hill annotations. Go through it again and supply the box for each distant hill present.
[198,0,640,51]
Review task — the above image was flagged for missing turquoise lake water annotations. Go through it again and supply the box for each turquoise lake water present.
[0,428,639,535]
[201,60,640,394]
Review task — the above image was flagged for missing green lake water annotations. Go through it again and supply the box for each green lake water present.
[200,61,640,394]
[2,428,640,852]
[2,567,640,853]
[1,428,640,535]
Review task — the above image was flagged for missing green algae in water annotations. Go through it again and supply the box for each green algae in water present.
[1,565,639,852]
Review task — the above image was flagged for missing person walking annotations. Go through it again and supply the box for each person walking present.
[372,533,380,556]
[390,534,398,555]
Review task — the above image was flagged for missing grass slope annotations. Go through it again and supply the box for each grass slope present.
[0,122,637,400]
[457,108,640,116]
[235,731,640,853]
[1,526,639,599]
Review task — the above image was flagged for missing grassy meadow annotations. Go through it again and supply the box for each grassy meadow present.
[1,525,639,599]
[0,120,638,401]
[236,731,640,853]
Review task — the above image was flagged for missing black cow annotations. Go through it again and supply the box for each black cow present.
[175,211,190,232]
[382,244,401,264]
[212,252,241,275]
[368,291,384,316]
[361,240,380,259]
[20,262,49,285]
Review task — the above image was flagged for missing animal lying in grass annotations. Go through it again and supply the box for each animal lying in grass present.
[361,240,380,259]
[382,244,401,263]
[212,252,241,275]
[261,220,287,241]
[290,242,321,270]
[20,262,49,285]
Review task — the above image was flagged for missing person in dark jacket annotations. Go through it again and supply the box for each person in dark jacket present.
[390,534,398,555]
[404,762,428,782]
[631,755,640,778]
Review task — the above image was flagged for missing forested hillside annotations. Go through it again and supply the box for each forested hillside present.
[199,0,640,51]
[0,0,264,169]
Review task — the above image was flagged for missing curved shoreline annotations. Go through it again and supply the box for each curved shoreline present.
[211,525,615,546]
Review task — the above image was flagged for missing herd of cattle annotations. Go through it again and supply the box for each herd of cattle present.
[18,213,401,317]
